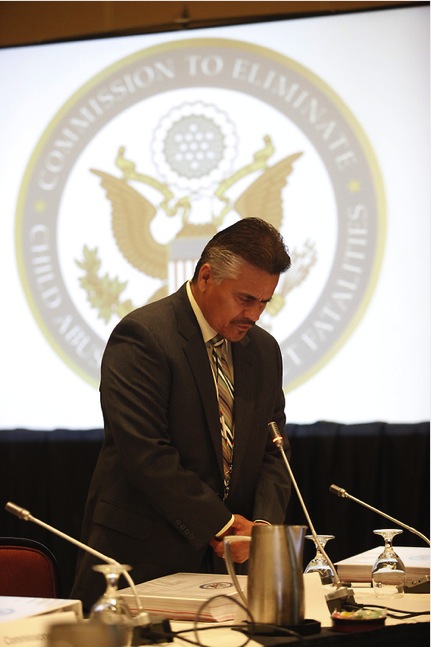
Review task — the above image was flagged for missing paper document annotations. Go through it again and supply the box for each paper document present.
[0,596,83,623]
[335,546,430,583]
[120,572,247,622]
[0,600,81,647]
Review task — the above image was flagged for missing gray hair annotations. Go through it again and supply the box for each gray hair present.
[192,217,290,283]
[203,249,243,283]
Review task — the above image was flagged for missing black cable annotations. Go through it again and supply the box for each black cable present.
[342,600,430,620]
[171,623,303,646]
[164,594,304,646]
[155,595,253,647]
[364,604,430,619]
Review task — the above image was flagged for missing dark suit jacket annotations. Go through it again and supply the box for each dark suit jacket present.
[71,283,291,609]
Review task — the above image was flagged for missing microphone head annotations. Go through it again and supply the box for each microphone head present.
[329,484,347,498]
[5,502,31,520]
[268,421,283,448]
[268,421,279,436]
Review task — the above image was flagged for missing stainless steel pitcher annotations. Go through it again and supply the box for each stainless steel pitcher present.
[224,524,307,626]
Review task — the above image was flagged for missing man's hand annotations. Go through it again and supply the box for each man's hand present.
[231,514,256,537]
[209,514,258,563]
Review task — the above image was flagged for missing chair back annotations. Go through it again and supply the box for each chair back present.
[0,537,59,597]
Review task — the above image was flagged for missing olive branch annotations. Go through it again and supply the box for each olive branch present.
[75,246,135,323]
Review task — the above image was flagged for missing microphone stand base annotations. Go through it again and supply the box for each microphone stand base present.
[405,578,430,594]
[131,617,173,645]
[325,586,356,613]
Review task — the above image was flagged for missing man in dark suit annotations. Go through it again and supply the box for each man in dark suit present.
[71,217,292,610]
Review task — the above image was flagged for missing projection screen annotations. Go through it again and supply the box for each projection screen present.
[1,4,429,428]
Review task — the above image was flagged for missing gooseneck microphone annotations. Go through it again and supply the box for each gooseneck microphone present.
[268,422,354,607]
[5,501,146,616]
[329,484,430,546]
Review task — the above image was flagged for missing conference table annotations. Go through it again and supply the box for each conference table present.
[4,583,425,646]
[141,583,430,647]
[3,575,427,646]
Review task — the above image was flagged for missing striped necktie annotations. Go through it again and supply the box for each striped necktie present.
[211,335,234,499]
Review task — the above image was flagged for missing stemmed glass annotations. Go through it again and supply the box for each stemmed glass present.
[304,534,335,584]
[371,529,405,598]
[90,564,134,646]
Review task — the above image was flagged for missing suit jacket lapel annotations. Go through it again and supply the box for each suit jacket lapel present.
[173,286,225,476]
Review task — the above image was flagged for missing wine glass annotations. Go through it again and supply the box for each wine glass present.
[89,564,134,646]
[304,534,335,584]
[371,529,405,598]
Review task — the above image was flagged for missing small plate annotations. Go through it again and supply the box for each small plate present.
[331,609,386,633]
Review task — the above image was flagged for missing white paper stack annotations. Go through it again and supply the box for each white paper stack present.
[0,597,83,647]
[119,572,247,622]
[335,546,430,584]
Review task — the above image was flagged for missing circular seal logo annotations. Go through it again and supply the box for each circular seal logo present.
[200,581,233,589]
[15,38,385,390]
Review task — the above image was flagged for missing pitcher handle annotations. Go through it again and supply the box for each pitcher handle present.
[223,535,250,607]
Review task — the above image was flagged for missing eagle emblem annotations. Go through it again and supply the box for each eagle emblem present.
[76,135,317,324]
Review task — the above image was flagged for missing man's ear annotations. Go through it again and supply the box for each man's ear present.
[198,263,212,290]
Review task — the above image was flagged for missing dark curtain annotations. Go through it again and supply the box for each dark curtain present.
[0,421,429,598]
[285,421,430,568]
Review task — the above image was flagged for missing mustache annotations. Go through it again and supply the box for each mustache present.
[232,318,255,326]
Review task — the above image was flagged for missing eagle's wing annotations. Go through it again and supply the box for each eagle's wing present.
[91,169,168,279]
[234,152,303,229]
